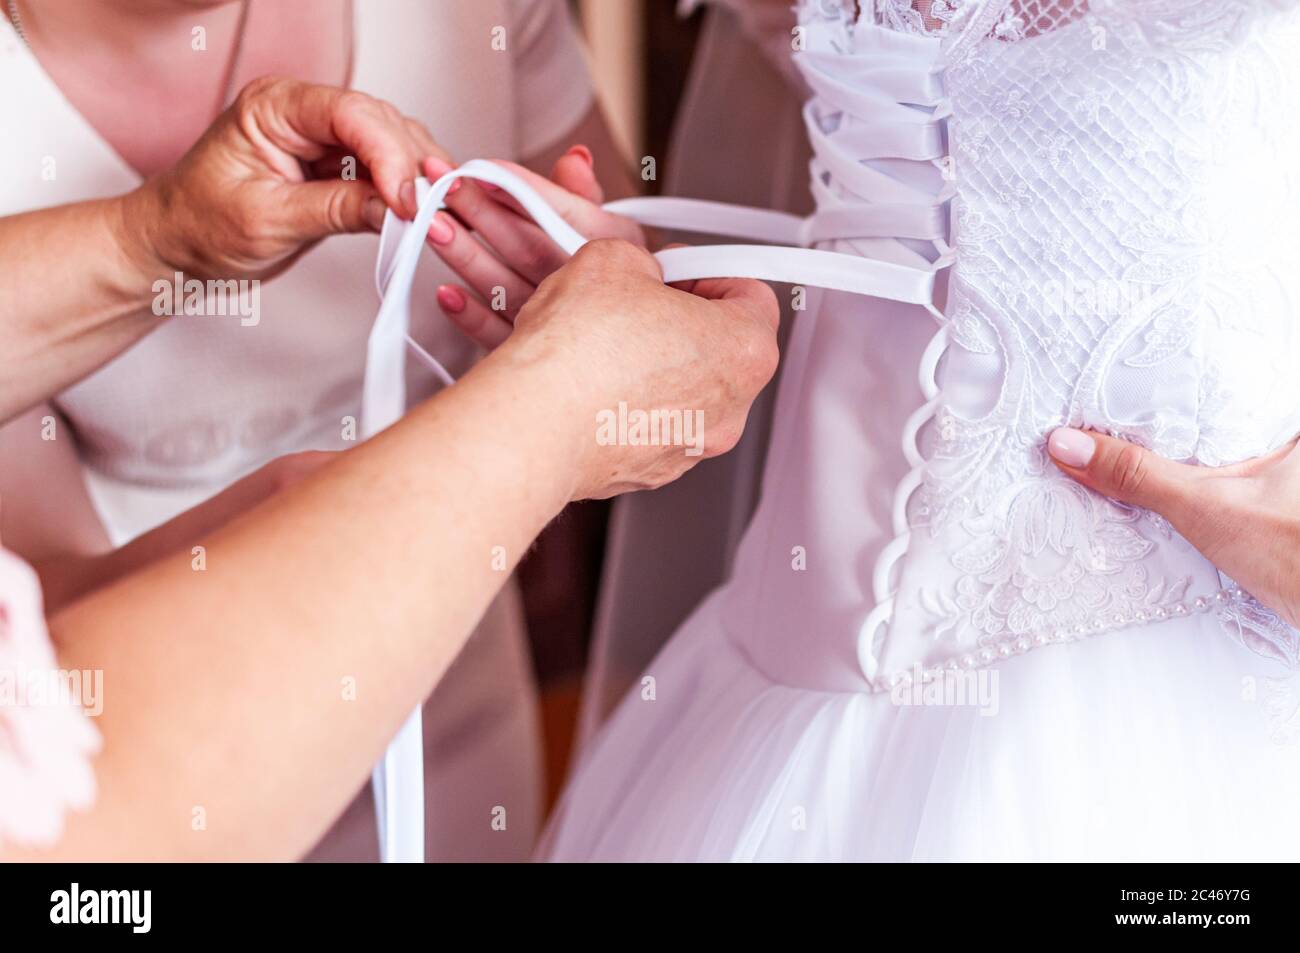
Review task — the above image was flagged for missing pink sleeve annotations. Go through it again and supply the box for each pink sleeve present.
[0,544,99,851]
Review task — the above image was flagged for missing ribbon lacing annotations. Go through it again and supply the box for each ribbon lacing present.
[787,24,959,687]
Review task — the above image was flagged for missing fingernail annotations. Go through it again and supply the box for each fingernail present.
[480,180,499,192]
[448,179,462,194]
[399,180,416,217]
[1048,428,1096,468]
[427,211,454,245]
[437,285,466,314]
[567,144,594,166]
[363,197,386,232]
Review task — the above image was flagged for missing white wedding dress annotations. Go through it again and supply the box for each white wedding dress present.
[541,0,1300,861]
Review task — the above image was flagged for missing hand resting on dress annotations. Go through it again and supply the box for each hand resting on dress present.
[1049,427,1300,628]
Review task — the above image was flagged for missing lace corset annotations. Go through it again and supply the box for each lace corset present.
[793,0,1300,688]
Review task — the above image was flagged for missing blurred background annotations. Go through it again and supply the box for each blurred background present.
[525,0,810,807]
[575,0,700,177]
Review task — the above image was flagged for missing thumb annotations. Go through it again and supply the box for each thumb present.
[551,145,604,204]
[279,179,385,241]
[1047,427,1202,520]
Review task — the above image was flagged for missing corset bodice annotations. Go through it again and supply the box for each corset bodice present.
[720,0,1300,693]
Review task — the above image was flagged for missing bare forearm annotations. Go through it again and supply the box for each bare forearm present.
[35,452,331,613]
[0,192,162,423]
[9,233,781,861]
[36,509,241,616]
[33,347,578,860]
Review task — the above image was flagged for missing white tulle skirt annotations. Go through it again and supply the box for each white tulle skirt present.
[542,591,1300,861]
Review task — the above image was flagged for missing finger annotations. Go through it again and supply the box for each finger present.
[423,155,456,183]
[566,237,663,284]
[426,210,534,317]
[264,82,423,217]
[425,155,582,276]
[304,151,373,181]
[551,145,604,204]
[420,159,466,200]
[689,276,781,331]
[441,180,570,285]
[1046,428,1205,520]
[662,244,767,304]
[277,179,384,238]
[482,160,644,242]
[435,284,512,349]
[323,98,420,216]
[664,246,780,333]
[662,243,703,294]
[425,155,531,217]
[404,117,451,167]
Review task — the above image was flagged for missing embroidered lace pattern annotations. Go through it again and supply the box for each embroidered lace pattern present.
[802,0,1300,686]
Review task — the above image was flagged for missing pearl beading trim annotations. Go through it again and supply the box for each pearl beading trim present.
[865,585,1245,692]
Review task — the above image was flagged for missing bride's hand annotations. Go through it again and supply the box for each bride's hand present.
[1048,427,1300,627]
[420,152,647,349]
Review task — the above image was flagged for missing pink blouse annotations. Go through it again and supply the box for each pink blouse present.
[0,528,99,851]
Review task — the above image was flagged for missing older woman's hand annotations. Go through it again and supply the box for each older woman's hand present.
[488,238,780,499]
[127,77,449,282]
[1048,427,1300,627]
[0,77,447,423]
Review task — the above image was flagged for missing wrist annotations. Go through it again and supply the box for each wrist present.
[477,334,596,507]
[114,177,187,289]
[71,190,169,319]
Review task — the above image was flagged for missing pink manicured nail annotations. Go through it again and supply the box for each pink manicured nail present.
[567,144,594,166]
[1047,428,1096,468]
[447,179,462,194]
[427,212,454,245]
[399,180,416,217]
[437,285,466,314]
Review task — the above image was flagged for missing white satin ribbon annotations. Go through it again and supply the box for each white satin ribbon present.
[362,158,949,862]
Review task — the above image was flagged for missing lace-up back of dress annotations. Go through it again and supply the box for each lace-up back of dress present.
[808,0,1300,674]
